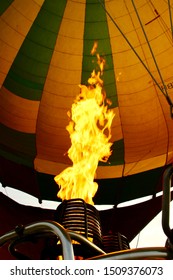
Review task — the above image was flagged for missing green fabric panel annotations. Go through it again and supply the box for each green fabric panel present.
[109,140,125,165]
[82,0,118,108]
[0,123,36,167]
[0,0,13,15]
[3,0,67,101]
[4,71,43,101]
[83,0,124,167]
[99,139,124,166]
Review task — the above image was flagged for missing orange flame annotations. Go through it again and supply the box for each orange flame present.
[54,45,115,205]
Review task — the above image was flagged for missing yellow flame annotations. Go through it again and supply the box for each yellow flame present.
[90,41,98,55]
[54,45,115,205]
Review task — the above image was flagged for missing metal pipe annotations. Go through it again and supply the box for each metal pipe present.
[162,165,173,241]
[69,231,106,256]
[88,247,173,260]
[0,220,74,260]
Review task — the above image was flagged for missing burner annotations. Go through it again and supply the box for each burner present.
[102,232,130,253]
[54,198,103,258]
[41,199,130,259]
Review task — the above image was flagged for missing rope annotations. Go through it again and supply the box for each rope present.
[131,0,168,97]
[168,0,173,40]
[98,0,173,117]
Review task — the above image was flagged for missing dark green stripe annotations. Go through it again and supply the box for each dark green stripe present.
[0,123,36,167]
[82,0,118,108]
[0,0,13,16]
[4,0,67,101]
[99,139,124,166]
[83,0,124,167]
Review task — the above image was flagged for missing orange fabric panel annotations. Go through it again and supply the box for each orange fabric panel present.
[34,158,70,175]
[111,107,123,142]
[34,158,124,179]
[0,86,39,133]
[35,0,85,169]
[124,154,167,176]
[106,0,173,176]
[96,165,124,179]
[0,0,43,86]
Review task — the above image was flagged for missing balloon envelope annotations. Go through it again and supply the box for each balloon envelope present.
[0,0,173,205]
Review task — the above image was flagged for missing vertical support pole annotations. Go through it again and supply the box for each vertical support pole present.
[162,165,173,242]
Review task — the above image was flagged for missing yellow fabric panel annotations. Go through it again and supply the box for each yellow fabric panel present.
[36,108,71,153]
[118,88,169,164]
[12,0,44,20]
[0,86,39,133]
[106,0,173,175]
[35,106,124,176]
[38,90,74,110]
[0,0,43,86]
[48,62,82,86]
[96,165,124,179]
[34,158,124,179]
[35,0,86,168]
[44,80,80,98]
[124,154,167,176]
[111,107,123,141]
[34,158,70,175]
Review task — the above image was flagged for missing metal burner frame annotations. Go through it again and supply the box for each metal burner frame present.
[0,165,173,260]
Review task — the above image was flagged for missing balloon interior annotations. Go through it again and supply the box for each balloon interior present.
[0,0,173,260]
[54,51,120,259]
[54,49,115,205]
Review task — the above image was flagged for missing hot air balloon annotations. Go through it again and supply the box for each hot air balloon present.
[0,0,173,260]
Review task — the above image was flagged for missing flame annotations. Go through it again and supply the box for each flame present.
[90,41,98,55]
[54,45,115,205]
